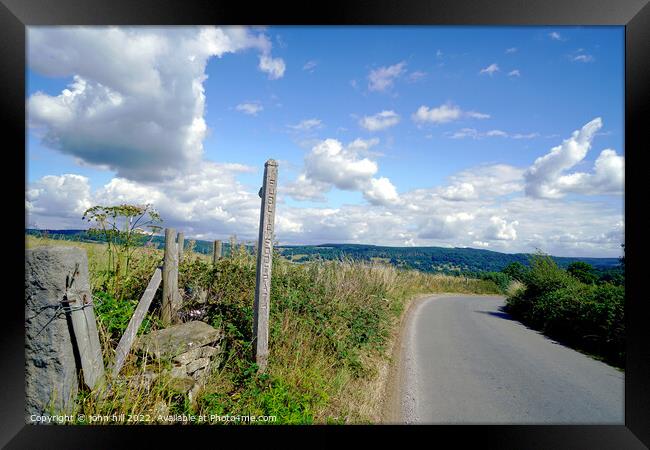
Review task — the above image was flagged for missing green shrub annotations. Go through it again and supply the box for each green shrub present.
[501,262,529,283]
[479,271,512,293]
[567,261,598,284]
[505,252,624,367]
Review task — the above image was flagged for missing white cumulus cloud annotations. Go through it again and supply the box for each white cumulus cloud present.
[259,54,286,79]
[285,138,398,206]
[479,63,500,75]
[524,117,624,198]
[27,26,283,182]
[236,102,263,115]
[441,182,477,201]
[288,118,323,131]
[412,103,490,125]
[368,61,407,92]
[27,174,93,225]
[359,110,400,131]
[364,177,399,205]
[485,216,519,240]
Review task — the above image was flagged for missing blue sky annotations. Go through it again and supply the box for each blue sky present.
[26,26,624,256]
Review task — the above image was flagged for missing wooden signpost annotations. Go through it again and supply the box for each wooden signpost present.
[253,159,278,372]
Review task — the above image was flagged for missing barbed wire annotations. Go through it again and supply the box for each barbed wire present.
[29,290,98,337]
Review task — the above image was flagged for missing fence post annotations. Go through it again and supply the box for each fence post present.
[213,240,222,264]
[162,228,179,326]
[177,232,184,262]
[229,235,236,258]
[253,159,278,372]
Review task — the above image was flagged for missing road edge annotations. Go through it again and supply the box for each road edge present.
[380,293,433,424]
[380,292,503,424]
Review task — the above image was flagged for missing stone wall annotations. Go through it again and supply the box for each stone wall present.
[134,320,224,404]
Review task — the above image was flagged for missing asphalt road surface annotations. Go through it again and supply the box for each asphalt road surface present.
[401,295,624,424]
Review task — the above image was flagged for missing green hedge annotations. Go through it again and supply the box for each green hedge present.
[504,253,624,367]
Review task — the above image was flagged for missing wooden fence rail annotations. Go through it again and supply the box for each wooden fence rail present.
[111,267,162,377]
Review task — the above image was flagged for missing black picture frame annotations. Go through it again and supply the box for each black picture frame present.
[2,0,648,447]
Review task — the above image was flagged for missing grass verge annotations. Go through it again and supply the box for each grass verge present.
[27,236,500,424]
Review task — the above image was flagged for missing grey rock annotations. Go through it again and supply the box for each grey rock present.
[191,368,207,381]
[172,347,203,365]
[170,365,187,378]
[25,247,84,420]
[106,371,158,397]
[200,345,220,358]
[134,321,222,360]
[186,357,210,374]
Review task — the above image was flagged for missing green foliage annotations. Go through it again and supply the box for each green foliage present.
[198,368,323,424]
[567,261,598,284]
[93,291,161,346]
[501,262,529,282]
[505,252,625,367]
[479,271,512,293]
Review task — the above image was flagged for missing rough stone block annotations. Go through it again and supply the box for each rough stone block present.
[170,365,187,378]
[186,357,210,374]
[25,247,83,420]
[200,345,220,358]
[191,368,203,381]
[172,347,202,365]
[134,321,222,360]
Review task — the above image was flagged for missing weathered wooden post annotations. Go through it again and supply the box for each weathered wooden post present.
[112,267,162,377]
[253,159,278,372]
[229,235,237,258]
[212,240,222,264]
[162,228,179,326]
[177,232,185,262]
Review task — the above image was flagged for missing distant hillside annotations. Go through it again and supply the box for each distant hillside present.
[277,243,621,274]
[25,229,220,255]
[27,229,621,275]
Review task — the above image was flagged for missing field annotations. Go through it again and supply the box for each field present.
[26,235,500,424]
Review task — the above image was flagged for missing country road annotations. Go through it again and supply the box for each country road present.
[396,294,624,424]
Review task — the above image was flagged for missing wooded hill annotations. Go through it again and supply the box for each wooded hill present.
[26,229,621,275]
